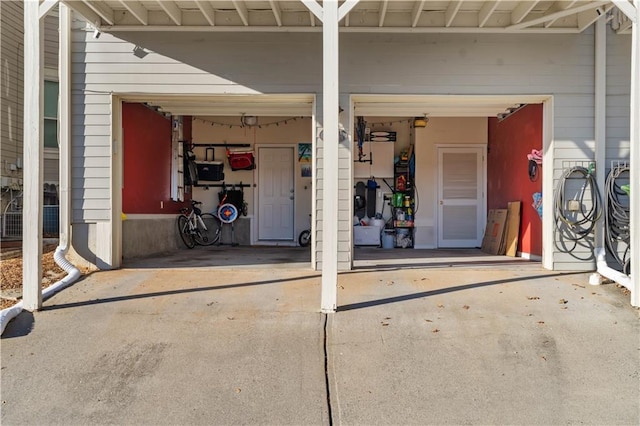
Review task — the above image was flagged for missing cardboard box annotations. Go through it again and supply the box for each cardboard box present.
[354,226,381,246]
[505,202,521,257]
[481,209,508,255]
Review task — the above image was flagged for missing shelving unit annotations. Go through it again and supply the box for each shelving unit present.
[392,156,414,248]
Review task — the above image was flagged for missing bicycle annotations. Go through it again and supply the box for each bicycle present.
[176,200,221,248]
[298,214,311,247]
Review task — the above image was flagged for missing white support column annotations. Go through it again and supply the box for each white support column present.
[594,17,606,249]
[630,0,640,307]
[22,0,45,311]
[320,0,340,313]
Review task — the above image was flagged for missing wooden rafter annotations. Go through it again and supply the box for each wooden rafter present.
[508,0,609,31]
[412,0,426,28]
[119,0,148,26]
[378,0,388,27]
[82,0,115,25]
[268,0,282,26]
[478,0,500,27]
[157,0,182,26]
[445,1,463,27]
[511,1,539,25]
[232,0,249,26]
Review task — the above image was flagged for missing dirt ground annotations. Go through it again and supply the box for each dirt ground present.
[0,243,66,310]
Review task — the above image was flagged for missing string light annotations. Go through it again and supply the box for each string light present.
[367,118,413,127]
[193,116,305,129]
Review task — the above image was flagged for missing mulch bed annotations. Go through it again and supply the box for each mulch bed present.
[0,244,66,309]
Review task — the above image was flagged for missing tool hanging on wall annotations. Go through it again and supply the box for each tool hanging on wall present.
[355,116,372,164]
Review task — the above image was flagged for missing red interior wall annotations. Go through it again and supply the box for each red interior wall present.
[122,103,190,214]
[487,104,543,256]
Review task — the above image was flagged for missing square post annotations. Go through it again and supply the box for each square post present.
[320,0,340,313]
[630,0,639,307]
[22,0,45,311]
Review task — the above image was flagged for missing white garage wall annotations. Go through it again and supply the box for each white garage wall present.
[191,116,313,242]
[70,20,631,271]
[413,118,488,249]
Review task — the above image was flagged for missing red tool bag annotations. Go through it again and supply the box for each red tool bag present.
[226,149,255,171]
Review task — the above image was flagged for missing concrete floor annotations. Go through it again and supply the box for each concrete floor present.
[2,247,639,425]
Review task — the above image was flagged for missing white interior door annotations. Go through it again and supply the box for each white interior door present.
[258,147,294,240]
[437,146,485,248]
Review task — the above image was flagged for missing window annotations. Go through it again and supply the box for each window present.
[44,80,58,148]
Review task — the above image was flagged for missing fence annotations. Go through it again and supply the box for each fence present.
[1,206,59,239]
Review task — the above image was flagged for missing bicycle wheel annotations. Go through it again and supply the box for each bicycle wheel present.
[177,215,195,249]
[298,229,311,247]
[193,213,221,246]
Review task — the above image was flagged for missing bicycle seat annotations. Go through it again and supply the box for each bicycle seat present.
[179,207,189,214]
[191,200,202,206]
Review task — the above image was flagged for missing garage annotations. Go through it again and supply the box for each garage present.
[19,1,638,314]
[350,95,549,260]
[113,94,315,262]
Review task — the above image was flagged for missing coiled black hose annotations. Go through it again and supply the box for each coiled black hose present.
[553,166,602,254]
[605,165,631,275]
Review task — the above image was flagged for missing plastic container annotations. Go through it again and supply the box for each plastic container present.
[381,229,395,249]
[396,175,406,192]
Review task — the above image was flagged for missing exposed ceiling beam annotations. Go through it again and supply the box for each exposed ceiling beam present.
[81,0,115,26]
[39,0,59,20]
[62,1,102,26]
[232,0,249,26]
[612,0,637,22]
[157,0,182,26]
[511,1,539,24]
[445,1,463,27]
[338,0,360,22]
[268,0,282,26]
[119,0,148,26]
[378,0,388,27]
[310,11,316,26]
[545,0,578,27]
[301,0,323,22]
[577,4,614,32]
[508,1,609,31]
[478,0,500,27]
[411,0,426,28]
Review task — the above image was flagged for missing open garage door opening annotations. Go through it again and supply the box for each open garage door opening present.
[351,95,549,267]
[117,95,315,269]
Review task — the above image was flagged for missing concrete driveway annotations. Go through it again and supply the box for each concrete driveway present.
[1,247,639,425]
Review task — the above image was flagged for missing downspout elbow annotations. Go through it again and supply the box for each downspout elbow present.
[593,247,631,291]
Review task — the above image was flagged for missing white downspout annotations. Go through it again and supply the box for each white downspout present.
[50,3,81,291]
[590,6,635,296]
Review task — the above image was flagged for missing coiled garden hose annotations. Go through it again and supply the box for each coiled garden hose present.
[604,165,631,275]
[553,166,602,254]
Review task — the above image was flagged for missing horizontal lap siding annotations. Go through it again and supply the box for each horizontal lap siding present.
[72,23,630,272]
[71,26,322,223]
[1,1,24,181]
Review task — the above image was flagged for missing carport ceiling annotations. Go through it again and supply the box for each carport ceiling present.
[63,1,633,34]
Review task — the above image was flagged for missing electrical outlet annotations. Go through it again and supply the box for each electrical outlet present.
[567,200,580,211]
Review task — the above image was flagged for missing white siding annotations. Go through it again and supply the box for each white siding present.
[44,12,58,70]
[1,0,24,197]
[72,24,632,271]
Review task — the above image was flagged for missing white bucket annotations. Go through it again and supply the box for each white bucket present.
[381,230,395,249]
[371,219,385,229]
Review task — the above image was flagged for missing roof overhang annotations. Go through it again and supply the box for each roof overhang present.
[57,0,634,35]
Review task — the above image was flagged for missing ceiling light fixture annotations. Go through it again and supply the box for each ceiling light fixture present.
[242,115,257,127]
[413,115,429,128]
